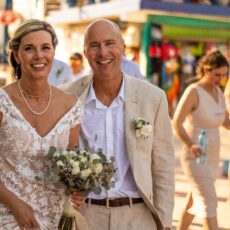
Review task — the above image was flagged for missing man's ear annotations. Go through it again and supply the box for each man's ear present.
[83,48,87,59]
[123,42,126,54]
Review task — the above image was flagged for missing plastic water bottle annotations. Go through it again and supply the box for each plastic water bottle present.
[196,130,208,164]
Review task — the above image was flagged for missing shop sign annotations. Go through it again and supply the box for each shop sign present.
[0,10,17,26]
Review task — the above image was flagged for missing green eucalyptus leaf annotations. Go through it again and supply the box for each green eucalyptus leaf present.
[94,180,99,187]
[110,156,115,162]
[47,146,56,159]
[83,139,89,150]
[98,153,106,162]
[54,181,62,189]
[108,182,115,188]
[93,186,102,195]
[51,175,60,183]
[107,164,114,170]
[53,167,61,175]
[82,190,90,197]
[97,148,103,154]
[68,179,75,187]
[44,170,51,178]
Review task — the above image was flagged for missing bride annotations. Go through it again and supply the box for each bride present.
[0,19,85,229]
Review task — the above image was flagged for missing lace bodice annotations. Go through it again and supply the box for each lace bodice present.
[0,88,83,229]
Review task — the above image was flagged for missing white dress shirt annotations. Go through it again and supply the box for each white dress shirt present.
[79,78,140,199]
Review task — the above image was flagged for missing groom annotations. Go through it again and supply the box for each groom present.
[61,19,175,230]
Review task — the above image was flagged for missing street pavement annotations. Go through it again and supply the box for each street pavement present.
[172,126,230,230]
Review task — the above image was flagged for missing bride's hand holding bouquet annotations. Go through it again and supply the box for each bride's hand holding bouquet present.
[43,140,117,230]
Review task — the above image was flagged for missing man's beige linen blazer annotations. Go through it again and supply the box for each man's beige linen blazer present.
[60,73,175,229]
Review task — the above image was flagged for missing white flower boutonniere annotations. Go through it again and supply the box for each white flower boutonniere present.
[132,117,152,139]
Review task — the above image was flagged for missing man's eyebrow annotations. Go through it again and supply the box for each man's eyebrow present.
[88,41,98,45]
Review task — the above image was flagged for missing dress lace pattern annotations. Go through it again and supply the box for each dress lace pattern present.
[0,88,83,230]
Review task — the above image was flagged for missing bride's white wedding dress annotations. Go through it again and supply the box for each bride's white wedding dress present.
[0,88,83,230]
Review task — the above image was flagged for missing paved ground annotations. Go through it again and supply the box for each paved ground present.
[172,127,230,230]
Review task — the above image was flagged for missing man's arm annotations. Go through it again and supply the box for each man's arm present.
[151,91,175,228]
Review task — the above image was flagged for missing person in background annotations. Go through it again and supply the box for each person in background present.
[0,19,84,229]
[224,78,230,205]
[224,78,230,114]
[121,55,145,80]
[48,58,73,86]
[61,18,174,230]
[69,52,86,80]
[173,50,230,230]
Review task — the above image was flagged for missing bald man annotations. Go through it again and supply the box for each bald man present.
[61,19,175,230]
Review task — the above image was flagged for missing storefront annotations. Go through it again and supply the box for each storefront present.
[138,14,230,114]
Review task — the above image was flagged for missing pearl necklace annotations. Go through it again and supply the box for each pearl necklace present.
[18,80,52,116]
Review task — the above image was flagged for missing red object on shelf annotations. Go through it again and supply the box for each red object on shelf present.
[0,10,17,26]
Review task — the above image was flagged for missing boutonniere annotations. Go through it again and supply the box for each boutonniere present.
[132,117,152,139]
[55,67,63,78]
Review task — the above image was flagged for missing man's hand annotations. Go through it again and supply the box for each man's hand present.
[70,191,87,211]
[9,197,39,229]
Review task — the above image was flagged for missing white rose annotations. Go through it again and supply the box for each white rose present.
[69,159,74,165]
[80,168,92,178]
[61,150,68,156]
[72,162,80,175]
[53,152,60,158]
[79,155,87,163]
[140,124,152,137]
[94,163,103,175]
[56,160,64,168]
[69,159,79,168]
[90,154,101,162]
[69,151,77,157]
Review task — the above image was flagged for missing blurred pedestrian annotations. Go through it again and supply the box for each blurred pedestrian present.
[121,55,145,80]
[224,78,230,205]
[173,50,230,230]
[69,52,86,80]
[224,78,230,114]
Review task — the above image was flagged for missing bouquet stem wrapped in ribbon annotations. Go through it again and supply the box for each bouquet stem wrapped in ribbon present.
[44,141,117,230]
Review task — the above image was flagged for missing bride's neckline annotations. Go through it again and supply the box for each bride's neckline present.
[0,88,80,139]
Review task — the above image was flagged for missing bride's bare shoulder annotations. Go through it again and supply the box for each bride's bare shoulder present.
[1,82,18,94]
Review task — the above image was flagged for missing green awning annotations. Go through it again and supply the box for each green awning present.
[148,15,230,29]
[148,15,230,40]
[163,25,230,40]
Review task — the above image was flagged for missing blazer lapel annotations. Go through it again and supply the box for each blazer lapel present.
[77,75,93,105]
[124,74,138,172]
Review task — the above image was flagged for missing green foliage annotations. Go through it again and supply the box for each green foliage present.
[83,139,89,150]
[47,146,56,160]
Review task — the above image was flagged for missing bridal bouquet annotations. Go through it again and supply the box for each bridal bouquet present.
[44,140,117,230]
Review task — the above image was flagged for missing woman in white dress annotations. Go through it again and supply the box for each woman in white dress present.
[173,50,230,230]
[0,19,85,229]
